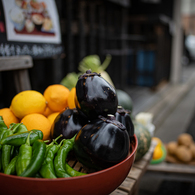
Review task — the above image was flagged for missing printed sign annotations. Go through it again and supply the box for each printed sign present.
[0,0,63,58]
[2,0,61,43]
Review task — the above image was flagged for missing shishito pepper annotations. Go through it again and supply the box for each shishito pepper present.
[0,116,8,150]
[54,138,75,178]
[54,135,86,178]
[0,150,2,171]
[39,136,64,179]
[1,127,15,171]
[64,163,86,177]
[4,155,18,175]
[0,130,43,146]
[16,131,32,176]
[10,123,23,134]
[0,129,7,150]
[14,123,29,133]
[0,116,8,130]
[20,139,46,177]
[0,116,7,171]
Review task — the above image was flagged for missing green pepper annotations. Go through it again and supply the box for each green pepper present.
[39,136,63,179]
[0,117,8,150]
[0,116,7,171]
[39,145,58,178]
[39,135,64,179]
[0,129,7,150]
[11,146,19,159]
[16,131,32,176]
[1,129,14,171]
[15,123,28,133]
[0,130,41,146]
[20,139,46,177]
[65,162,86,177]
[54,137,75,178]
[32,129,44,140]
[10,123,23,134]
[4,155,18,175]
[0,116,8,130]
[0,150,2,171]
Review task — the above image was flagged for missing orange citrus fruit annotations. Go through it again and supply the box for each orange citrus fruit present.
[10,90,47,119]
[152,146,163,160]
[67,87,76,109]
[152,137,162,147]
[43,84,70,112]
[43,106,53,117]
[47,112,60,125]
[0,108,19,128]
[21,113,51,141]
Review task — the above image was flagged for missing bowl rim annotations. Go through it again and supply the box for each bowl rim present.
[0,134,138,181]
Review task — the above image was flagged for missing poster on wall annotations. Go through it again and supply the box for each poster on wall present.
[0,0,63,58]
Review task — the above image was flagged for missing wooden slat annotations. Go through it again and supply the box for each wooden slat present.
[128,167,142,180]
[65,138,155,195]
[0,55,33,93]
[118,177,136,193]
[0,55,33,71]
[110,189,129,195]
[110,140,155,195]
[147,162,195,174]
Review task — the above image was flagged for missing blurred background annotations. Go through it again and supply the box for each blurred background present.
[1,0,195,194]
[1,0,195,107]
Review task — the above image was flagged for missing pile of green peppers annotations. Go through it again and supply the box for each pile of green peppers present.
[0,116,86,178]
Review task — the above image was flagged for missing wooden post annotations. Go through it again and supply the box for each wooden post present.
[170,0,183,84]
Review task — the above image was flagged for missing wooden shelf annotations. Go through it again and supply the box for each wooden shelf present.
[110,140,156,195]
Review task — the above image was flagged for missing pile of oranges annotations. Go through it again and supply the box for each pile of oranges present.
[0,84,76,141]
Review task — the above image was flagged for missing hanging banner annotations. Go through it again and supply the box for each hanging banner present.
[0,0,63,58]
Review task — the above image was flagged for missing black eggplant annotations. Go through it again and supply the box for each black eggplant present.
[115,106,134,137]
[74,115,130,170]
[50,108,87,142]
[75,70,118,119]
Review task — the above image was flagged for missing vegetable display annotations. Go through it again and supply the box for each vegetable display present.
[133,121,152,162]
[75,70,118,119]
[115,106,134,137]
[166,133,195,164]
[116,89,133,112]
[60,54,115,92]
[15,131,33,176]
[0,69,135,179]
[50,108,87,141]
[0,122,85,178]
[74,115,130,170]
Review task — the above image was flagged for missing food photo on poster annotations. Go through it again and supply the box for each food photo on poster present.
[2,0,61,44]
[0,0,63,58]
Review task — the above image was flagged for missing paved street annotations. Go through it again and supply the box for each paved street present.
[127,63,195,195]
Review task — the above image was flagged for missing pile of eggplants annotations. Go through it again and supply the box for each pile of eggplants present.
[51,70,134,170]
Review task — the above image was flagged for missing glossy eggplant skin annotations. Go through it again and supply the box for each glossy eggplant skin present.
[50,108,87,142]
[75,70,118,120]
[115,107,134,137]
[74,115,130,170]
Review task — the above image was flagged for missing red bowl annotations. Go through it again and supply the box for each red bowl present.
[0,135,137,195]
